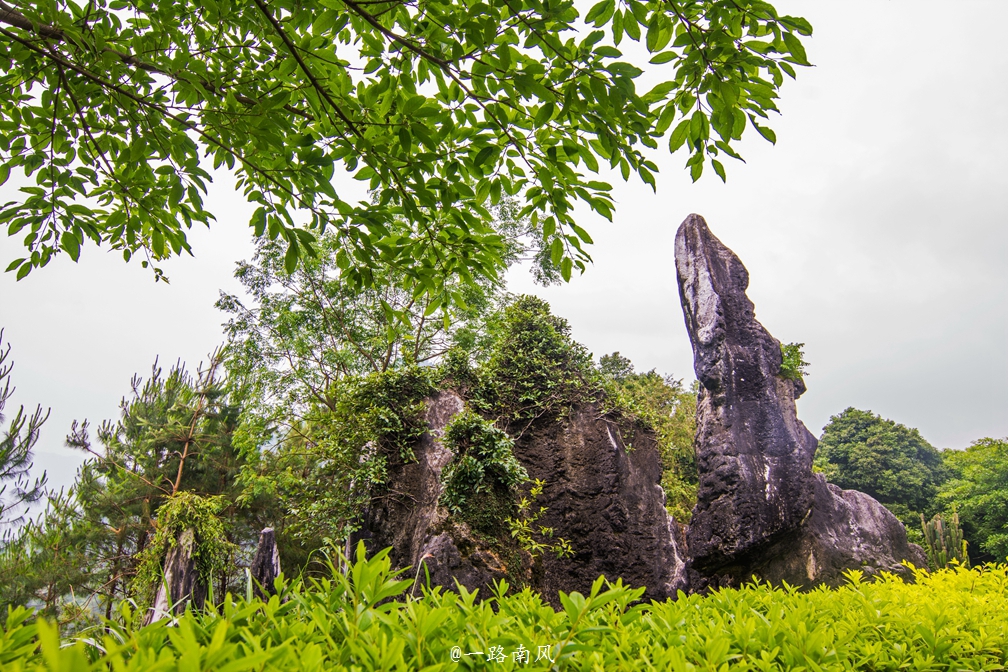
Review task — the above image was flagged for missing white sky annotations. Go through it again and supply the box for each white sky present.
[2,1,1007,494]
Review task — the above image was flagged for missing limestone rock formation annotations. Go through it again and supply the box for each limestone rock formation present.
[513,402,688,601]
[675,213,925,588]
[745,475,928,587]
[250,527,282,599]
[146,527,207,623]
[353,390,485,586]
[354,392,688,601]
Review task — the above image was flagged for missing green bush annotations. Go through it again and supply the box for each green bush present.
[779,341,809,382]
[4,544,1008,671]
[440,410,528,535]
[472,295,598,425]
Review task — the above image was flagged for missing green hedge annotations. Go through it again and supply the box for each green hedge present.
[3,545,1007,670]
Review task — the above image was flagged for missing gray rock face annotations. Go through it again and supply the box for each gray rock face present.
[354,390,476,580]
[514,403,688,602]
[356,392,688,601]
[675,213,925,588]
[146,527,207,623]
[250,527,282,599]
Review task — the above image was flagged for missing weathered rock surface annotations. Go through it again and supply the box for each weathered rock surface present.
[355,392,688,601]
[675,213,925,589]
[744,475,928,587]
[146,527,207,623]
[353,390,482,582]
[513,403,688,602]
[251,527,282,599]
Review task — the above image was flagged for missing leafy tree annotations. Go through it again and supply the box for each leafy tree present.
[236,367,437,555]
[0,490,94,629]
[1,0,811,285]
[217,209,518,421]
[63,356,262,616]
[939,438,1008,564]
[815,407,947,538]
[0,330,47,528]
[598,351,636,382]
[471,295,598,428]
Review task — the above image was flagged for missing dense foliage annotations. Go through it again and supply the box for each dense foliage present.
[237,367,437,554]
[440,410,527,535]
[3,544,1008,671]
[940,438,1008,564]
[815,407,947,540]
[217,213,514,421]
[1,0,811,285]
[0,358,269,627]
[470,295,599,428]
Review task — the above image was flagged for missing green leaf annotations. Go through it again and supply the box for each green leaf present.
[585,0,614,26]
[60,232,81,261]
[550,237,563,266]
[783,32,810,66]
[534,103,555,127]
[0,164,9,187]
[284,241,299,274]
[750,118,777,144]
[648,51,676,65]
[645,16,671,53]
[689,159,703,182]
[474,146,494,167]
[712,159,726,183]
[669,119,690,152]
[560,257,572,282]
[570,223,593,245]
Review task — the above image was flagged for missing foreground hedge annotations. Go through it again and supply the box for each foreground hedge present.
[2,546,1007,671]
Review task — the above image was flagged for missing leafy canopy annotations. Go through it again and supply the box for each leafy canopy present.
[1,0,811,285]
[815,407,947,533]
[940,438,1008,563]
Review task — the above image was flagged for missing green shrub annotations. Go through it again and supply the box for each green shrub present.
[132,492,234,613]
[508,479,573,561]
[5,544,1008,671]
[440,410,528,535]
[472,295,598,425]
[779,341,809,382]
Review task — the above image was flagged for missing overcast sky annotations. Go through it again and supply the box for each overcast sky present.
[2,1,1006,494]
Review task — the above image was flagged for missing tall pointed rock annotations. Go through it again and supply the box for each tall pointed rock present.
[675,214,925,588]
[676,213,816,570]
